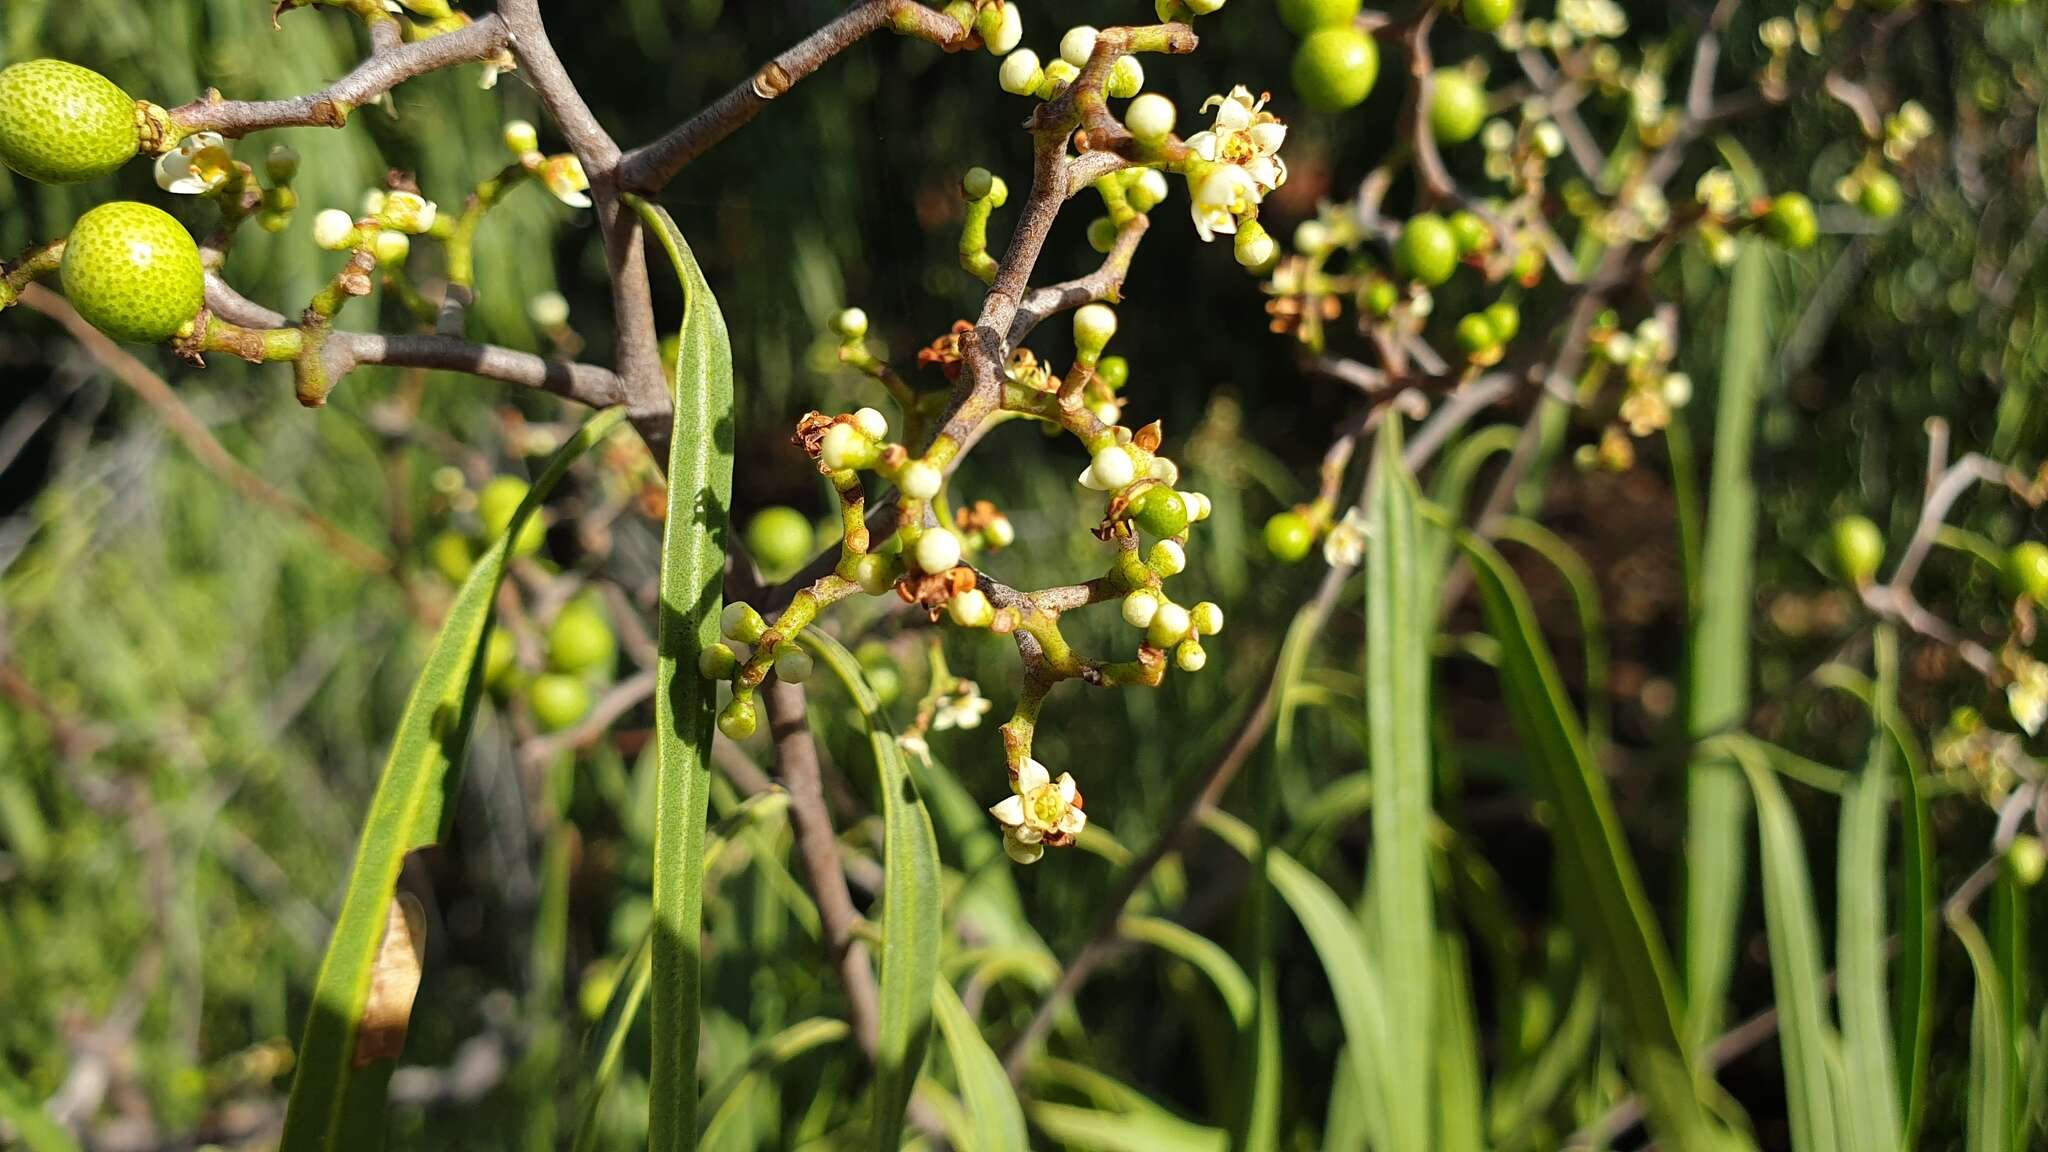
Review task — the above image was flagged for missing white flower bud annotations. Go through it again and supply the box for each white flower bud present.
[1662,371,1694,408]
[999,48,1044,96]
[1294,220,1331,256]
[1148,457,1180,486]
[853,407,889,441]
[833,307,869,340]
[1060,25,1098,67]
[372,229,411,267]
[915,528,963,574]
[1234,222,1277,269]
[949,588,996,627]
[1043,59,1080,94]
[1150,539,1187,576]
[1128,166,1171,211]
[528,291,571,329]
[503,119,539,156]
[1090,445,1136,490]
[1183,492,1212,522]
[985,515,1016,548]
[1093,402,1122,427]
[1533,122,1566,158]
[984,1,1024,55]
[899,460,942,500]
[361,189,387,217]
[1147,602,1191,648]
[1187,0,1227,12]
[1074,303,1118,356]
[381,190,437,236]
[1191,601,1224,636]
[774,645,814,684]
[1176,639,1208,672]
[1121,590,1161,629]
[1125,93,1176,144]
[1108,56,1144,99]
[313,209,356,251]
[721,602,767,643]
[819,423,876,472]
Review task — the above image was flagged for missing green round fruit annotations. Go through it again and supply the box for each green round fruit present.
[1429,70,1488,145]
[1461,0,1516,32]
[1455,313,1498,355]
[0,60,139,185]
[1483,301,1521,343]
[2006,835,2047,888]
[1363,277,1399,316]
[1265,510,1315,563]
[1131,486,1191,538]
[483,627,518,691]
[479,476,547,558]
[1395,213,1460,285]
[1830,515,1885,586]
[1096,354,1131,391]
[1293,27,1379,112]
[1448,210,1492,256]
[745,505,815,576]
[429,529,475,585]
[59,202,203,344]
[1279,0,1362,33]
[1762,193,1818,250]
[547,601,616,675]
[2004,541,2048,603]
[528,673,593,732]
[1858,171,1903,219]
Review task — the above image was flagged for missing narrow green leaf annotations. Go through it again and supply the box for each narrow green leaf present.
[1496,517,1610,750]
[279,407,628,1152]
[1118,916,1253,1030]
[1735,751,1842,1152]
[627,195,737,1152]
[1837,628,1902,1152]
[1202,809,1390,1152]
[1365,420,1433,1152]
[1458,532,1728,1150]
[1685,240,1771,1050]
[1955,903,2016,1152]
[1434,932,1484,1152]
[932,980,1029,1152]
[1321,1047,1371,1152]
[0,1081,81,1152]
[800,630,942,1150]
[1029,1102,1228,1152]
[1991,877,2029,1148]
[697,1018,851,1148]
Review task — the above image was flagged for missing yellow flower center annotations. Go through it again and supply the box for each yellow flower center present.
[1025,784,1067,831]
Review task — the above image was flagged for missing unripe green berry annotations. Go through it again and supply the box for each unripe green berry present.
[774,645,814,684]
[1096,355,1131,390]
[1363,278,1399,317]
[2003,541,2048,603]
[698,642,739,680]
[747,506,816,577]
[1087,216,1118,253]
[429,530,475,584]
[1830,515,1885,586]
[1175,639,1208,672]
[1278,0,1362,33]
[1429,70,1488,145]
[2005,835,2046,888]
[1395,213,1460,286]
[1448,210,1492,256]
[1763,193,1818,250]
[59,202,204,344]
[483,627,518,691]
[718,696,759,741]
[1858,170,1903,219]
[528,673,594,732]
[479,475,546,558]
[1293,27,1379,112]
[948,588,995,628]
[0,60,139,185]
[1130,486,1191,538]
[547,601,617,675]
[1483,300,1521,343]
[1456,312,1499,356]
[721,602,768,644]
[851,553,899,596]
[1461,0,1516,32]
[1265,510,1315,562]
[265,144,301,184]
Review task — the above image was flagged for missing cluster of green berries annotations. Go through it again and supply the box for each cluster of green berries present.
[1281,0,1514,113]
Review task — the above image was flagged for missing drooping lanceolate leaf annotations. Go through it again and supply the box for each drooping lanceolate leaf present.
[1837,627,1903,1152]
[279,407,629,1152]
[932,979,1029,1152]
[625,194,736,1152]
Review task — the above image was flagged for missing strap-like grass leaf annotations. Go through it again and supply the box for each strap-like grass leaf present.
[1458,532,1729,1150]
[277,406,628,1152]
[1029,1102,1228,1152]
[625,195,736,1152]
[932,979,1029,1152]
[1365,420,1433,1152]
[1685,240,1771,1051]
[1118,916,1253,1030]
[697,1018,851,1147]
[1837,627,1902,1152]
[1955,903,2016,1152]
[1434,932,1484,1152]
[800,629,941,1150]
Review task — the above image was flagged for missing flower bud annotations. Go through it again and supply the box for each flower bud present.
[949,588,996,628]
[372,229,411,268]
[1089,445,1137,490]
[503,119,540,156]
[1043,59,1080,94]
[915,528,963,574]
[1087,216,1119,253]
[899,460,943,500]
[2006,835,2047,888]
[1074,303,1118,358]
[1147,602,1192,647]
[1060,25,1099,67]
[1295,219,1332,256]
[1000,48,1045,96]
[980,1,1024,55]
[313,209,357,251]
[962,166,996,201]
[1175,639,1208,672]
[721,602,768,643]
[1108,55,1145,99]
[985,515,1016,548]
[1183,492,1213,522]
[833,306,869,340]
[362,189,387,217]
[853,407,889,441]
[1234,219,1278,269]
[528,291,571,329]
[1096,355,1131,390]
[851,553,899,596]
[1149,539,1187,576]
[1191,601,1224,636]
[718,696,759,740]
[774,645,814,684]
[698,642,739,679]
[1122,590,1161,628]
[1148,456,1180,486]
[819,422,879,472]
[1093,402,1121,426]
[264,145,300,184]
[1662,372,1693,408]
[1187,0,1227,12]
[1127,166,1171,211]
[381,190,437,235]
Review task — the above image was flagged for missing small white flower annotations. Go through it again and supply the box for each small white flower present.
[1323,506,1368,567]
[381,191,438,235]
[536,154,591,209]
[155,132,235,196]
[2010,658,2048,737]
[933,680,993,732]
[1184,85,1288,199]
[1188,164,1261,242]
[988,758,1087,864]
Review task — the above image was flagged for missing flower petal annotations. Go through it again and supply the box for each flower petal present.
[1056,773,1077,804]
[1013,824,1044,845]
[1059,806,1088,836]
[989,795,1027,827]
[1005,836,1045,865]
[1017,758,1050,793]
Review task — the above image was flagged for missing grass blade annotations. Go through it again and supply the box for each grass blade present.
[626,195,737,1152]
[1837,627,1902,1151]
[1117,916,1253,1030]
[932,980,1029,1152]
[697,1018,851,1147]
[1954,900,2016,1152]
[1685,240,1772,1049]
[1434,932,1484,1152]
[278,407,628,1152]
[1365,419,1433,1152]
[800,630,942,1150]
[1028,1102,1228,1152]
[1458,532,1728,1150]
[1734,750,1842,1152]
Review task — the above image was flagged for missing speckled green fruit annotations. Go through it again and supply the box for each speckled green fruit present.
[1483,301,1521,343]
[479,476,546,558]
[1265,511,1315,563]
[1395,213,1460,285]
[745,505,815,576]
[1429,70,1488,145]
[59,202,203,344]
[2004,541,2048,603]
[1293,27,1379,112]
[1461,0,1516,32]
[1858,171,1903,219]
[0,60,139,185]
[1830,515,1884,586]
[1279,0,1362,33]
[1762,193,1818,250]
[1131,486,1191,538]
[528,673,593,732]
[547,601,616,675]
